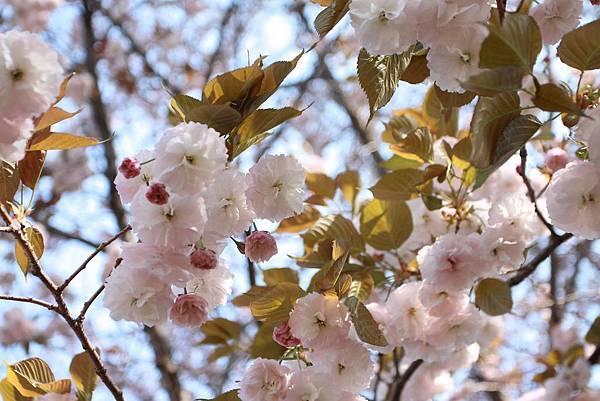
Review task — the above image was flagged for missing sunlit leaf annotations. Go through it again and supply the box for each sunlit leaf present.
[6,358,70,397]
[335,171,360,207]
[250,283,305,323]
[306,173,336,199]
[69,352,98,401]
[0,379,33,401]
[314,0,349,38]
[18,151,45,190]
[28,133,98,151]
[277,206,321,234]
[346,298,388,347]
[0,162,20,203]
[461,67,525,97]
[263,268,299,286]
[200,389,241,401]
[370,169,424,200]
[301,215,365,253]
[360,199,412,251]
[15,227,44,277]
[585,316,600,345]
[35,107,81,132]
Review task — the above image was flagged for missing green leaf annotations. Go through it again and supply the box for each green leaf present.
[15,227,44,277]
[422,86,458,136]
[301,215,365,253]
[461,67,525,97]
[69,352,98,401]
[263,268,299,286]
[0,379,33,401]
[360,199,412,251]
[557,19,600,71]
[232,107,303,157]
[250,283,306,323]
[469,92,521,168]
[0,162,20,203]
[28,133,98,151]
[533,83,582,115]
[314,0,349,38]
[370,169,424,200]
[585,316,600,345]
[475,278,513,316]
[346,298,388,347]
[492,114,542,165]
[201,390,241,401]
[357,48,412,120]
[479,13,542,70]
[6,358,71,397]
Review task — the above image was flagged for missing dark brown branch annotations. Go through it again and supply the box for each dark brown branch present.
[0,205,125,401]
[589,345,600,364]
[58,225,131,292]
[496,0,506,22]
[0,294,59,313]
[144,326,183,401]
[388,359,423,401]
[508,233,573,287]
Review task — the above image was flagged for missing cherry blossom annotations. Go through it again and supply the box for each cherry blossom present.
[531,0,583,44]
[239,358,291,401]
[169,294,210,327]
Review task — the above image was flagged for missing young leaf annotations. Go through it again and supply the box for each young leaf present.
[69,352,98,401]
[35,107,81,132]
[15,227,45,277]
[335,170,360,207]
[370,169,424,200]
[301,215,365,253]
[475,278,513,316]
[359,199,413,251]
[276,206,321,234]
[469,91,521,168]
[479,13,542,71]
[460,67,525,96]
[200,389,241,401]
[18,151,45,190]
[306,173,337,199]
[263,268,299,286]
[400,53,430,84]
[250,283,305,323]
[0,379,33,401]
[314,0,350,38]
[170,96,242,134]
[557,19,600,71]
[585,316,600,345]
[249,322,286,359]
[0,162,20,203]
[532,83,583,115]
[28,133,99,151]
[6,358,71,397]
[357,48,412,120]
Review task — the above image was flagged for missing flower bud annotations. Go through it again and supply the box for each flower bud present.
[245,231,277,263]
[118,157,141,179]
[169,294,209,327]
[190,249,218,270]
[272,321,301,348]
[545,147,569,173]
[145,183,170,205]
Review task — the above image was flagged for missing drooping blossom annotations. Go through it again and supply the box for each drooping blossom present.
[190,248,218,270]
[239,358,291,401]
[169,294,210,327]
[245,231,278,263]
[272,321,301,348]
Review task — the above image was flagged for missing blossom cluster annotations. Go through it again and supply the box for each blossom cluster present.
[545,107,600,240]
[105,121,306,327]
[0,30,64,162]
[349,0,583,92]
[239,293,372,401]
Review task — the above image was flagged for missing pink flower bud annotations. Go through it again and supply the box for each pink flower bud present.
[118,157,141,179]
[245,231,277,263]
[272,321,301,348]
[545,147,569,173]
[190,249,218,270]
[169,294,209,327]
[146,183,170,205]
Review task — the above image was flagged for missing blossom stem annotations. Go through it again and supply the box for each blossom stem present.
[0,295,59,312]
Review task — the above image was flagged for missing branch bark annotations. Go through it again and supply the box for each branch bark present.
[387,359,423,401]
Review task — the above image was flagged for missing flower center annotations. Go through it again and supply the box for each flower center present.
[582,193,596,205]
[10,69,24,82]
[378,10,390,24]
[262,378,278,394]
[185,155,195,165]
[314,312,327,327]
[337,363,346,375]
[460,52,471,64]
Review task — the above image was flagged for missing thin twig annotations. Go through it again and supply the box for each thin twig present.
[519,148,556,235]
[58,225,131,292]
[508,233,573,287]
[0,295,59,312]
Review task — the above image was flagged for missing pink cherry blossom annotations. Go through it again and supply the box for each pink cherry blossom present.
[239,358,291,401]
[169,294,210,327]
[119,157,142,179]
[190,248,218,270]
[245,231,278,263]
[272,321,301,348]
[145,182,170,205]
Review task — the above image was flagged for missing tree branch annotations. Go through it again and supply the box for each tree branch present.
[508,233,573,287]
[388,359,423,401]
[519,148,556,235]
[0,205,125,401]
[0,295,59,313]
[58,225,131,292]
